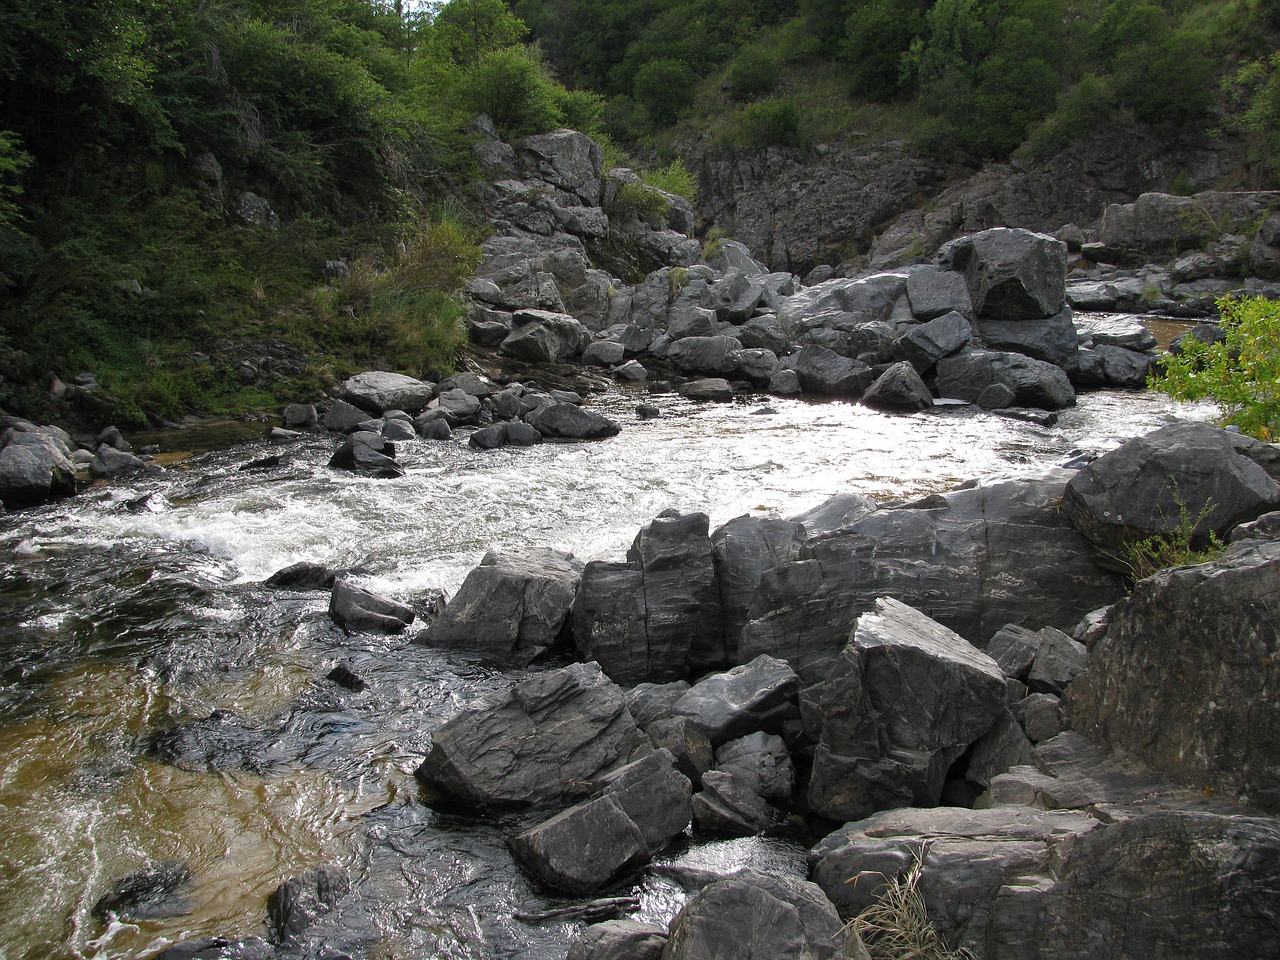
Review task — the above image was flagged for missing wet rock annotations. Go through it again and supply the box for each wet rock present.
[152,937,273,960]
[711,515,805,662]
[1067,537,1280,812]
[150,710,266,772]
[714,731,795,802]
[264,561,337,591]
[740,470,1124,684]
[670,655,801,747]
[93,861,192,921]
[508,751,692,894]
[1075,314,1157,352]
[784,344,875,397]
[267,865,351,945]
[860,360,934,412]
[935,349,1075,410]
[691,770,775,836]
[327,432,404,479]
[678,378,734,402]
[91,447,146,481]
[806,598,1006,821]
[419,418,453,441]
[381,418,417,442]
[326,663,367,692]
[893,310,972,373]
[526,401,621,440]
[341,371,435,415]
[469,421,544,450]
[1063,422,1280,561]
[788,492,878,536]
[322,399,370,433]
[427,388,483,427]
[944,228,1067,320]
[567,919,667,960]
[502,308,591,363]
[0,431,77,508]
[415,661,653,809]
[328,579,415,634]
[426,548,582,656]
[973,305,1079,367]
[1092,343,1154,387]
[662,869,841,960]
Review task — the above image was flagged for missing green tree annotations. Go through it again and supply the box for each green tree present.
[429,0,527,65]
[633,58,697,126]
[1224,54,1280,185]
[456,45,563,137]
[842,0,923,102]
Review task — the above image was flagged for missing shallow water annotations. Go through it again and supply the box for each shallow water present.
[0,384,1214,959]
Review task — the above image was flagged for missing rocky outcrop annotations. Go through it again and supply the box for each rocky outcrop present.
[415,661,652,810]
[0,427,79,508]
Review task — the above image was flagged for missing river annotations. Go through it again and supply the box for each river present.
[0,379,1213,960]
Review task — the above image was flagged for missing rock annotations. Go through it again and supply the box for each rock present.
[429,388,483,427]
[965,710,1035,789]
[267,866,350,945]
[341,371,435,415]
[1025,627,1087,696]
[626,680,692,728]
[1075,314,1157,351]
[97,425,132,452]
[573,561,652,684]
[905,266,974,320]
[767,368,801,395]
[381,418,417,441]
[425,548,582,656]
[704,238,768,276]
[326,663,367,692]
[327,431,404,478]
[668,306,721,341]
[526,401,621,440]
[986,623,1041,681]
[806,598,1006,821]
[736,315,792,354]
[1097,190,1280,262]
[691,770,775,836]
[1092,344,1154,387]
[1067,538,1280,812]
[670,655,801,747]
[420,418,453,441]
[328,579,414,634]
[665,336,739,377]
[892,310,972,373]
[788,492,878,535]
[710,270,766,322]
[508,751,691,894]
[974,306,1079,367]
[90,444,147,478]
[943,228,1068,320]
[0,433,77,508]
[1170,322,1228,355]
[936,349,1075,410]
[727,347,780,386]
[149,709,267,773]
[517,130,604,206]
[152,936,273,960]
[264,561,337,591]
[785,345,875,397]
[568,920,667,960]
[662,869,842,960]
[714,731,794,802]
[678,378,734,402]
[711,516,805,662]
[778,273,907,327]
[583,340,626,366]
[1063,422,1280,561]
[616,360,648,381]
[468,421,544,449]
[502,309,591,363]
[646,716,714,783]
[415,661,653,809]
[322,398,369,433]
[1013,692,1064,743]
[740,470,1124,684]
[92,861,192,921]
[860,360,934,412]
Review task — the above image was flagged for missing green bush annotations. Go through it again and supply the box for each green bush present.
[641,160,699,204]
[728,52,780,101]
[737,97,802,147]
[456,45,563,138]
[633,58,697,126]
[1150,295,1280,440]
[1120,496,1226,582]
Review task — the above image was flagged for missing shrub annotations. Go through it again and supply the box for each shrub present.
[633,58,697,127]
[1149,294,1280,441]
[1120,496,1226,582]
[737,97,802,147]
[641,160,698,204]
[456,45,563,138]
[728,52,780,101]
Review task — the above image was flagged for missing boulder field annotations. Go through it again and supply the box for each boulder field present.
[294,419,1280,959]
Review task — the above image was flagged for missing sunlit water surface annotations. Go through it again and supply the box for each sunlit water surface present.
[0,386,1215,960]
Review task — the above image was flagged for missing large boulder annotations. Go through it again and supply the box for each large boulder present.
[267,866,350,945]
[860,360,934,412]
[806,598,1007,821]
[973,306,1079,367]
[778,273,907,327]
[515,129,604,206]
[711,515,805,662]
[740,470,1125,684]
[327,431,403,478]
[935,349,1076,410]
[892,310,972,373]
[1096,190,1280,262]
[328,580,414,634]
[1067,537,1280,812]
[943,228,1067,320]
[501,308,591,363]
[905,266,974,321]
[509,751,691,894]
[662,869,842,960]
[567,920,667,960]
[525,401,621,440]
[1063,422,1280,561]
[415,661,652,809]
[784,344,875,397]
[669,655,801,746]
[664,336,740,377]
[424,548,583,656]
[0,432,78,508]
[341,371,435,415]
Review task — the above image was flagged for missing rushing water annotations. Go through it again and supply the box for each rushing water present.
[0,382,1215,960]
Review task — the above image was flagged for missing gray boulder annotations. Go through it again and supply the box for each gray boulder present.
[860,360,934,412]
[573,561,652,685]
[711,515,805,662]
[944,228,1067,320]
[973,306,1079,367]
[1075,313,1157,351]
[1067,537,1280,813]
[322,398,369,433]
[691,769,775,836]
[935,349,1076,409]
[516,129,603,206]
[778,273,907,327]
[341,371,435,415]
[281,403,318,430]
[678,378,734,402]
[415,661,652,809]
[1025,626,1087,696]
[806,598,1006,821]
[740,470,1124,684]
[662,869,841,960]
[788,492,879,536]
[736,315,792,354]
[669,655,801,746]
[90,444,147,479]
[985,623,1041,681]
[727,347,780,386]
[905,266,974,320]
[425,548,582,656]
[785,345,874,397]
[1092,343,1154,387]
[526,401,620,440]
[582,339,626,366]
[501,308,591,363]
[508,751,692,894]
[0,433,79,508]
[715,731,795,802]
[267,866,350,945]
[567,920,667,960]
[646,716,713,784]
[1063,422,1280,560]
[328,580,414,634]
[892,310,972,372]
[327,432,403,478]
[665,336,739,377]
[468,421,543,449]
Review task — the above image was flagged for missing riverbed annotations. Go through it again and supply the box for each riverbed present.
[0,384,1214,960]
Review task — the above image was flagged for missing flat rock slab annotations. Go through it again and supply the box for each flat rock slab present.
[341,371,435,415]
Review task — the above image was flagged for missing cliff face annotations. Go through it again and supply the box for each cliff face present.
[697,124,1249,275]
